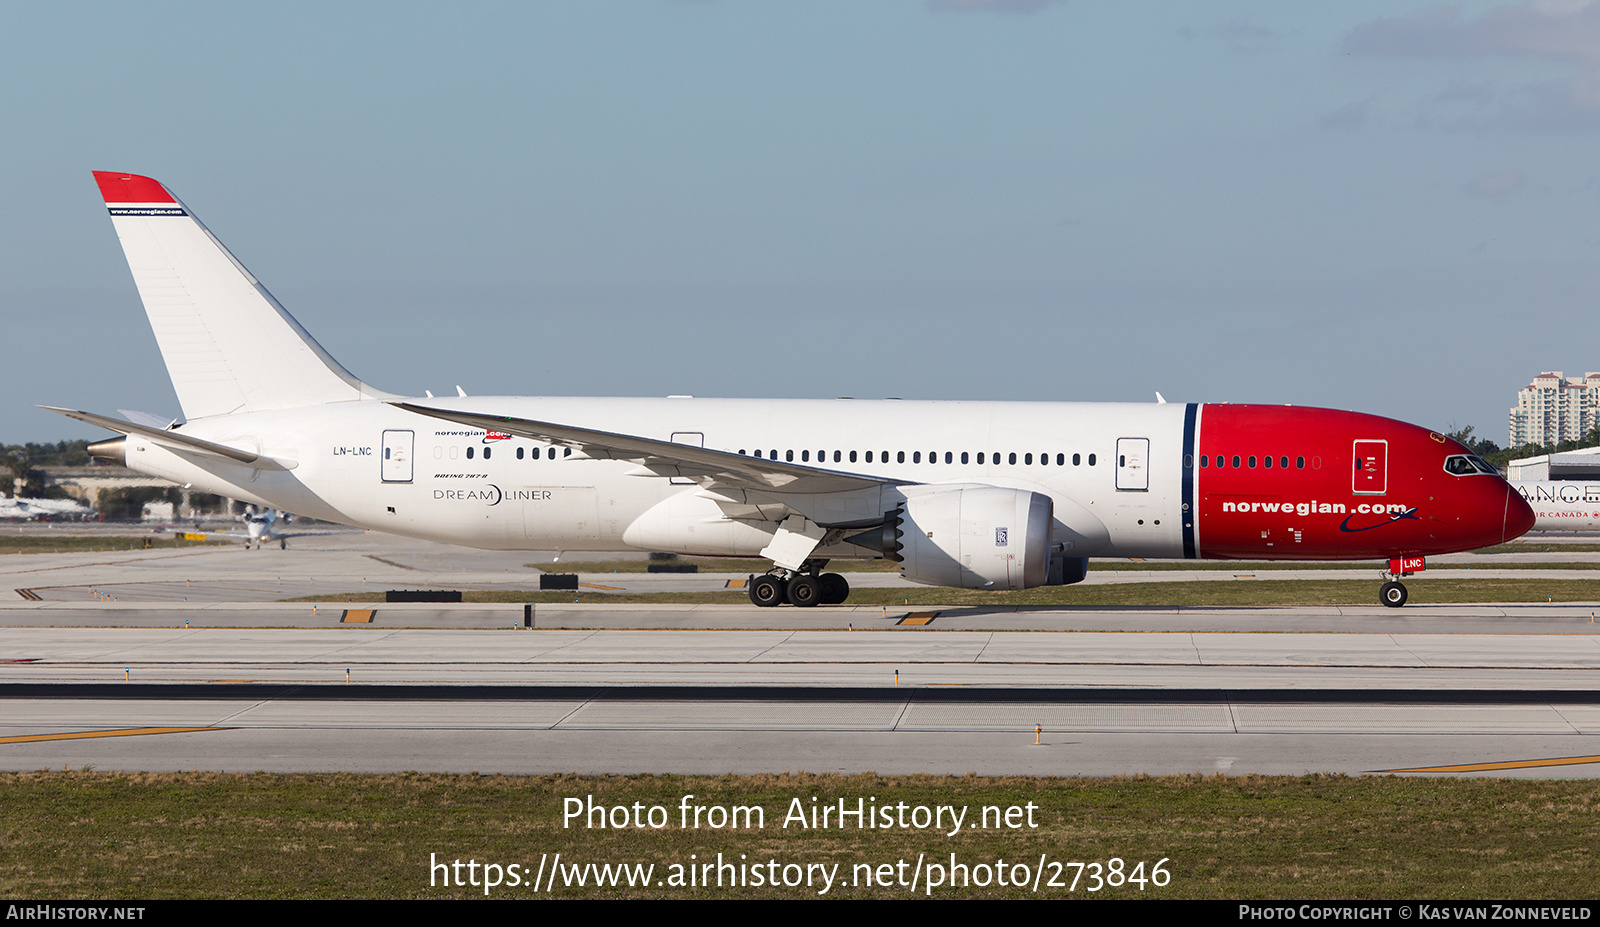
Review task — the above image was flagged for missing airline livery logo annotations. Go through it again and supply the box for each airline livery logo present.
[1220,499,1420,534]
[1339,506,1419,533]
[108,207,186,217]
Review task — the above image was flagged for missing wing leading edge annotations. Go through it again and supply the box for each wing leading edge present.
[390,402,902,495]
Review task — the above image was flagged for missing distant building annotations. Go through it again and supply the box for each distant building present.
[1508,371,1600,447]
[1507,447,1600,482]
[39,465,172,505]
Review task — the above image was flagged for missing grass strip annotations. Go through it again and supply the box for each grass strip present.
[0,535,232,554]
[1,771,1595,899]
[532,558,901,573]
[288,577,1600,608]
[538,559,1600,573]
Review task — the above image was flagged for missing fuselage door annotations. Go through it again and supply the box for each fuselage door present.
[1116,437,1149,491]
[381,430,414,483]
[1352,439,1387,495]
[670,432,704,485]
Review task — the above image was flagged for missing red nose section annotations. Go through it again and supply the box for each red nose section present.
[1502,485,1536,543]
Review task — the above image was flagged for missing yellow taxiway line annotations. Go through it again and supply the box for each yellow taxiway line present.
[1385,754,1600,773]
[0,727,226,745]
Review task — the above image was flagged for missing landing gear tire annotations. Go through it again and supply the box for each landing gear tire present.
[279,538,287,550]
[1380,580,1408,608]
[787,574,822,608]
[750,574,787,608]
[819,573,849,605]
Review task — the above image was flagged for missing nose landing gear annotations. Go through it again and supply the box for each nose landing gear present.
[1379,555,1423,608]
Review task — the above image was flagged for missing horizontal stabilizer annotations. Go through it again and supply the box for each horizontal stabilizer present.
[117,408,179,430]
[38,406,296,471]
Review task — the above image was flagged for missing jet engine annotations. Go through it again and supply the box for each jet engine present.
[849,484,1054,590]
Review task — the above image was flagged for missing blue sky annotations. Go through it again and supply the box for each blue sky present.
[5,1,1598,446]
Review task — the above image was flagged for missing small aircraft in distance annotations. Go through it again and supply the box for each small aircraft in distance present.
[47,172,1537,607]
[240,507,289,549]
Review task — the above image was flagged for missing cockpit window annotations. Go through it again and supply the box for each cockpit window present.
[1445,454,1497,476]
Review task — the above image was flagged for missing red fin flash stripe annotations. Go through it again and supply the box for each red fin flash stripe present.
[92,171,176,204]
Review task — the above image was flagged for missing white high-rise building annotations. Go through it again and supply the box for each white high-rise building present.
[1509,371,1600,448]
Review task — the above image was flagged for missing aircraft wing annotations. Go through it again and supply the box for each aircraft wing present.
[391,402,901,495]
[38,406,297,472]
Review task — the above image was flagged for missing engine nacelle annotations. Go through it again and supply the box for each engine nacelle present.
[892,484,1054,590]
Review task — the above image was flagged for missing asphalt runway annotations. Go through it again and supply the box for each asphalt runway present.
[3,525,1599,776]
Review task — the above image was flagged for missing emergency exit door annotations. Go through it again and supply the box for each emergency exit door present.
[381,430,414,483]
[1116,438,1149,491]
[1352,439,1387,494]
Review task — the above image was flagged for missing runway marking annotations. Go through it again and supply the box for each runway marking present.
[580,583,623,591]
[725,579,748,589]
[0,727,226,745]
[341,609,375,623]
[15,588,42,601]
[1384,754,1600,773]
[898,611,940,626]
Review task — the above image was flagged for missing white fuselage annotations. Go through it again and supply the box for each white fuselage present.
[123,396,1188,559]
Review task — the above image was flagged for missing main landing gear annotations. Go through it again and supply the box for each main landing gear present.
[748,561,851,608]
[1379,555,1423,608]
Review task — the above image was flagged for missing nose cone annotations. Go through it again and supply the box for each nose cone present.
[1502,484,1536,542]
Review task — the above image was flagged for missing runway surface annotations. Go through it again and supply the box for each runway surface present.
[3,525,1598,776]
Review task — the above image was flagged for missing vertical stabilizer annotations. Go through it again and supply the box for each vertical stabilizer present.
[93,171,393,419]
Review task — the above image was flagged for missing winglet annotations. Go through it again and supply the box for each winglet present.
[92,171,176,204]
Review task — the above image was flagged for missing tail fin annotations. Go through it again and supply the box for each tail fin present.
[93,171,393,420]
